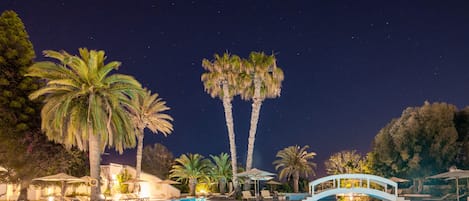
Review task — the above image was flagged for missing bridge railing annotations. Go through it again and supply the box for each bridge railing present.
[309,174,398,198]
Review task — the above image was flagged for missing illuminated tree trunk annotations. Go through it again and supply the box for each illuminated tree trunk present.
[17,179,31,201]
[246,78,263,171]
[189,178,197,196]
[135,128,144,179]
[293,171,300,193]
[89,132,102,201]
[219,178,227,195]
[134,128,145,193]
[222,83,238,191]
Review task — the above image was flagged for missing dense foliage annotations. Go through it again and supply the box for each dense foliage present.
[325,150,368,175]
[26,48,142,200]
[0,10,88,200]
[370,102,459,192]
[142,143,174,179]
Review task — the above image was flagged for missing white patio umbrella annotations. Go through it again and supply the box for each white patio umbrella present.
[33,173,84,201]
[0,166,7,172]
[237,168,276,199]
[428,167,469,201]
[389,177,409,183]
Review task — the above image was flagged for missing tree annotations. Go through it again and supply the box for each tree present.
[201,52,242,190]
[325,150,367,175]
[26,48,142,200]
[0,10,88,200]
[209,153,232,194]
[170,153,212,196]
[454,107,469,169]
[125,88,173,181]
[273,145,316,193]
[142,143,174,179]
[241,52,284,174]
[370,101,459,192]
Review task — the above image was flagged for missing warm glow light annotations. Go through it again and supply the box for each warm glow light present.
[48,196,54,201]
[112,193,122,201]
[349,193,354,201]
[139,183,151,198]
[196,183,210,195]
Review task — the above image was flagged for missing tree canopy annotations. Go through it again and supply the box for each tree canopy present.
[370,102,459,181]
[142,143,174,179]
[0,10,88,200]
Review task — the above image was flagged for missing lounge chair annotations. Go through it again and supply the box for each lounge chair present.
[261,190,273,200]
[242,191,256,201]
[422,194,453,201]
[212,191,235,199]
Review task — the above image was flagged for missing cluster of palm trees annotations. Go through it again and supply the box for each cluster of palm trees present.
[169,145,317,195]
[201,51,284,190]
[169,153,232,196]
[26,48,174,200]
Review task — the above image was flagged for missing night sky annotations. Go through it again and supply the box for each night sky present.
[3,1,469,177]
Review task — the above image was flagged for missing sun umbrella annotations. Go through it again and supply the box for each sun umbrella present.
[0,166,7,172]
[389,177,409,183]
[237,168,276,199]
[33,173,84,201]
[266,180,282,191]
[428,167,469,201]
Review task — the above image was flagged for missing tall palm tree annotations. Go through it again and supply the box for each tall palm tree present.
[125,88,173,181]
[210,153,232,195]
[273,145,316,193]
[201,52,242,190]
[26,48,142,200]
[170,153,212,196]
[241,52,284,173]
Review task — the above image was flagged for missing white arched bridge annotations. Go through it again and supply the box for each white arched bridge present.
[304,174,399,201]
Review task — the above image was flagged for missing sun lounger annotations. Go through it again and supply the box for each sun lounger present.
[261,190,273,200]
[242,191,256,201]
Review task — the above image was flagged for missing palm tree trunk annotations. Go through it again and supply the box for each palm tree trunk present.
[293,172,300,193]
[89,132,102,201]
[135,128,144,179]
[189,178,197,196]
[134,128,144,194]
[220,178,226,195]
[17,179,30,201]
[221,83,238,191]
[246,78,263,171]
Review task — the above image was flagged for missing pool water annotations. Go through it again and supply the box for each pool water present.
[172,198,206,201]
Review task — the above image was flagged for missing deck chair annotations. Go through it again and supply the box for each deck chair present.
[215,190,236,199]
[422,194,452,201]
[242,191,256,201]
[261,190,273,199]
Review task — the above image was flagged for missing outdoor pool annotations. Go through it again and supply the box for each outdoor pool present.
[284,193,309,200]
[171,197,206,201]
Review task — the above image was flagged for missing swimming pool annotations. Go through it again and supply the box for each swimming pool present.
[171,197,206,201]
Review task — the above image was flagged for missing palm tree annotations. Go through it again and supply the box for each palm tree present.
[273,145,316,193]
[26,48,142,200]
[201,52,242,190]
[325,150,365,175]
[241,52,284,173]
[125,88,173,181]
[210,153,232,195]
[170,153,212,196]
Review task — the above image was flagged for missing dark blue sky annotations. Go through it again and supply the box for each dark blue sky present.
[3,0,469,176]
